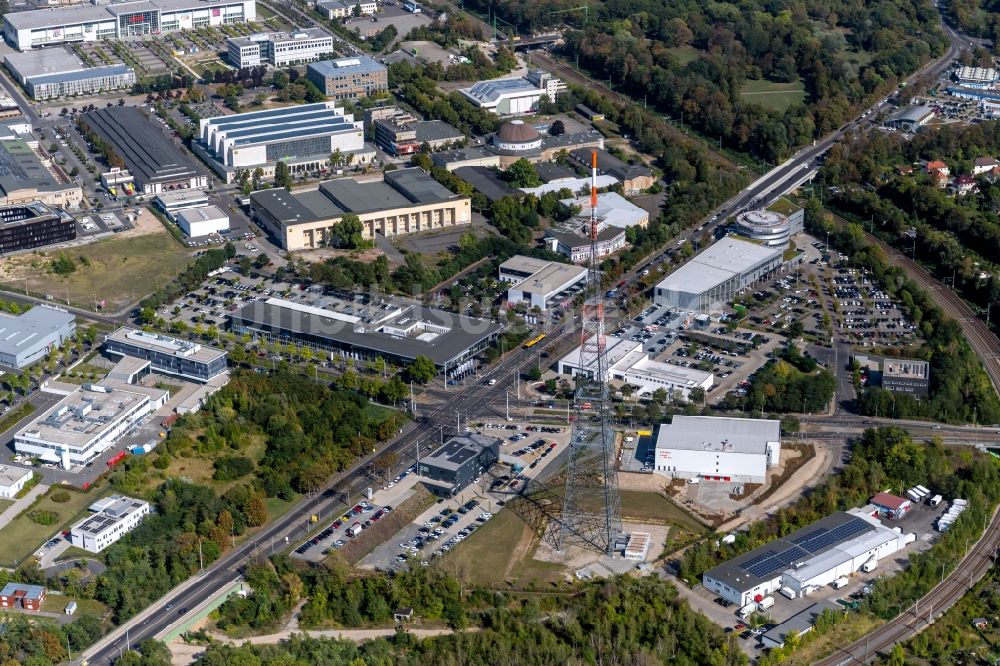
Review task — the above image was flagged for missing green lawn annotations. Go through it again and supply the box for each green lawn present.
[41,595,109,618]
[739,78,807,112]
[0,229,192,312]
[443,508,534,585]
[0,483,109,567]
[619,490,708,532]
[264,493,300,522]
[666,45,702,66]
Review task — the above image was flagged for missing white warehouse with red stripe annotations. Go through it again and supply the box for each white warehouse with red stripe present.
[653,416,780,483]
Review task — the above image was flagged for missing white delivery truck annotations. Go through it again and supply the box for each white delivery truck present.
[861,559,878,573]
[346,522,363,538]
[832,577,849,589]
[906,489,923,503]
[738,603,757,619]
[779,587,796,600]
[757,596,775,610]
[928,494,942,507]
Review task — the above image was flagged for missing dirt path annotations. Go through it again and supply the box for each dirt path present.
[169,626,474,664]
[716,442,830,533]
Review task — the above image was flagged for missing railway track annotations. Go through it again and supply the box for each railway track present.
[869,232,1000,396]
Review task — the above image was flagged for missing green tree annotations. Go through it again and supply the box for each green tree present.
[505,157,541,187]
[274,161,292,189]
[407,355,436,384]
[50,253,76,275]
[332,213,365,249]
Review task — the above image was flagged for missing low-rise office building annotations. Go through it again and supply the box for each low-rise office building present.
[175,205,229,237]
[14,383,168,469]
[654,237,784,313]
[153,189,208,219]
[367,106,464,156]
[0,138,83,208]
[0,465,32,498]
[2,0,257,51]
[5,47,135,100]
[104,327,228,383]
[226,28,333,68]
[854,353,930,396]
[230,293,502,376]
[195,102,367,182]
[545,222,627,264]
[70,494,151,552]
[249,167,471,249]
[559,337,714,400]
[653,416,781,483]
[0,583,45,611]
[498,255,588,311]
[569,147,655,194]
[418,434,500,497]
[0,304,75,368]
[317,0,376,17]
[0,201,76,255]
[80,107,208,194]
[306,56,388,100]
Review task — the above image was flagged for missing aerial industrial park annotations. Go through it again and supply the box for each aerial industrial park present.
[0,0,994,664]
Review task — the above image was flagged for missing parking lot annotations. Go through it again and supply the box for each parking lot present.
[828,267,918,348]
[343,3,432,39]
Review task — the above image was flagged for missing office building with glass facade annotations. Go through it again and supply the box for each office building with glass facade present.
[2,0,255,51]
[306,56,388,100]
[104,327,228,383]
[227,28,333,68]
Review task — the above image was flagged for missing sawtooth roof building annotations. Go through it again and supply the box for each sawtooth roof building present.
[229,293,502,375]
[654,237,783,313]
[80,107,208,194]
[193,102,370,183]
[2,0,256,51]
[249,167,471,249]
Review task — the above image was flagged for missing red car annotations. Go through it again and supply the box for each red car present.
[332,520,342,529]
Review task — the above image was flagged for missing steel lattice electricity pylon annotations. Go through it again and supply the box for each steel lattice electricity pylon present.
[557,149,623,554]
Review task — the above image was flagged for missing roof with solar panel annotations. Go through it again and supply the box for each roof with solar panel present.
[704,511,885,591]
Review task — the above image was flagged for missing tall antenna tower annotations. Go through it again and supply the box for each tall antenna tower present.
[557,150,622,554]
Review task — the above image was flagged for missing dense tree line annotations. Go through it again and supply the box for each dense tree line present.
[139,245,235,311]
[190,575,746,666]
[719,344,835,414]
[457,0,945,161]
[0,613,103,665]
[806,199,1000,423]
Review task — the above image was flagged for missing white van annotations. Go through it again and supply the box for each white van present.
[757,596,775,610]
[738,603,757,619]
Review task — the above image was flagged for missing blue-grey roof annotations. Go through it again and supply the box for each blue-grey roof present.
[228,120,356,147]
[29,63,133,86]
[463,77,538,104]
[202,102,334,128]
[0,306,75,356]
[307,56,386,78]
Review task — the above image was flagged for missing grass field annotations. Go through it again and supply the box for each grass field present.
[666,45,702,66]
[41,595,108,618]
[0,483,109,567]
[740,78,807,112]
[0,230,192,312]
[619,490,708,532]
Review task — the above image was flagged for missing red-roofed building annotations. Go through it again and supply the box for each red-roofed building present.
[870,492,911,519]
[926,160,949,175]
[954,174,978,196]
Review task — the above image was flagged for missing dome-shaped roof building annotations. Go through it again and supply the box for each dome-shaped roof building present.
[491,120,544,153]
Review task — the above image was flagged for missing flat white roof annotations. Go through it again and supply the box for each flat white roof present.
[0,465,31,488]
[107,327,226,364]
[176,205,228,225]
[72,494,149,538]
[5,0,251,30]
[559,191,648,229]
[560,336,713,388]
[655,416,780,455]
[655,237,783,296]
[520,174,617,197]
[499,255,550,276]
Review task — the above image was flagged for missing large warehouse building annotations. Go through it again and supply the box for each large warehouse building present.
[80,107,208,194]
[249,167,471,249]
[5,48,134,101]
[229,294,502,376]
[195,102,368,182]
[0,138,83,208]
[558,337,713,400]
[0,305,75,368]
[14,383,168,469]
[654,237,783,313]
[226,28,333,68]
[498,255,587,311]
[418,434,500,498]
[2,0,256,51]
[704,508,913,605]
[0,201,76,254]
[653,416,780,483]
